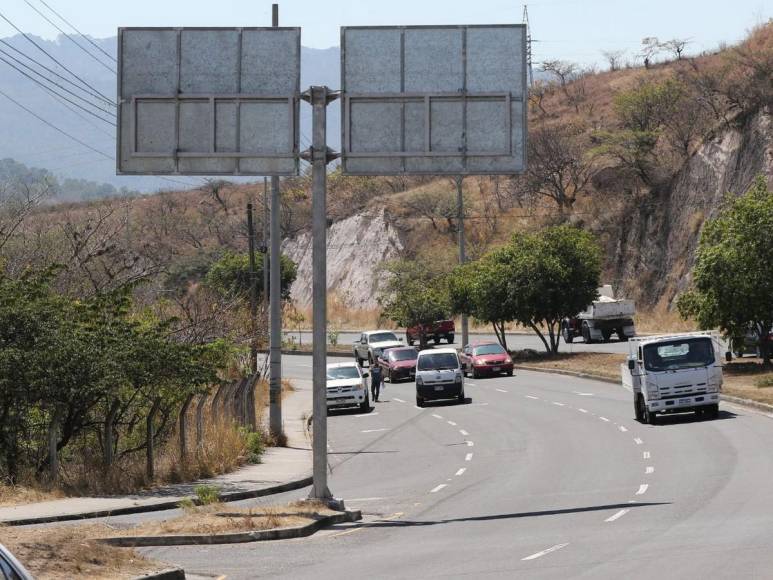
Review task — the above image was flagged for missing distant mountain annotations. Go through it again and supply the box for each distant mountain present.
[0,34,340,194]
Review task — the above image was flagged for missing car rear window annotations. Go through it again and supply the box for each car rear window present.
[417,352,459,371]
[389,349,418,362]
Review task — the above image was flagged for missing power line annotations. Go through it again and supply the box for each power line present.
[35,0,116,64]
[0,10,115,107]
[21,0,116,73]
[0,87,113,160]
[0,38,110,107]
[0,48,116,124]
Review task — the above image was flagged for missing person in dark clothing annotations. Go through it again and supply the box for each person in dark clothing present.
[370,361,384,402]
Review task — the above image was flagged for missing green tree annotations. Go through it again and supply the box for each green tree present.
[204,252,297,301]
[378,260,451,349]
[677,176,773,365]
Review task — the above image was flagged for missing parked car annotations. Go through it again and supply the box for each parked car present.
[406,320,455,346]
[729,325,773,359]
[353,330,403,366]
[415,347,465,407]
[378,346,419,382]
[460,342,514,378]
[0,543,33,580]
[326,362,369,412]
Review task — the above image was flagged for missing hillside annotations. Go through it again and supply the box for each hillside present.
[2,23,771,324]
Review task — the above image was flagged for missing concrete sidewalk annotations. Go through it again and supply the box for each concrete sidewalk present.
[0,386,312,526]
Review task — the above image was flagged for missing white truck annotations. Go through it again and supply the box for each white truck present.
[623,331,723,424]
[562,285,636,343]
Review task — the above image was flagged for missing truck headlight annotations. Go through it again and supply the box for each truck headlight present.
[455,373,462,383]
[416,376,423,386]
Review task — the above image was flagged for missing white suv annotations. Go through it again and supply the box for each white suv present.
[326,362,370,412]
[415,348,465,407]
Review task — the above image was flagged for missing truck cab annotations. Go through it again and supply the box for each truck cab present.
[623,332,723,424]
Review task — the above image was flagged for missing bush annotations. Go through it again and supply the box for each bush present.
[242,430,265,464]
[194,484,220,505]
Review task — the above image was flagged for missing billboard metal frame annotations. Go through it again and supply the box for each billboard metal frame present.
[116,26,302,176]
[339,24,528,176]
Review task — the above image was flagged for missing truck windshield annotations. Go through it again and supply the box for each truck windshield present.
[369,332,398,343]
[417,353,459,371]
[643,338,715,372]
[327,366,360,380]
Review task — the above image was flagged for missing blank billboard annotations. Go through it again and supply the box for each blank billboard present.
[340,25,527,176]
[117,27,300,176]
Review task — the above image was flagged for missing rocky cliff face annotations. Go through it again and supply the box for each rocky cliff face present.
[282,208,403,309]
[611,108,773,308]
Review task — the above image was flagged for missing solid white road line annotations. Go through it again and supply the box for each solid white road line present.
[599,416,610,422]
[393,397,406,403]
[645,466,655,474]
[526,395,539,400]
[447,421,457,426]
[578,408,588,413]
[355,412,379,418]
[643,451,651,459]
[361,428,388,433]
[636,484,649,495]
[521,543,569,561]
[619,425,628,432]
[465,453,473,461]
[455,468,466,476]
[496,388,508,393]
[552,402,566,407]
[634,437,644,445]
[430,484,447,493]
[605,509,630,522]
[432,414,443,420]
[459,429,469,436]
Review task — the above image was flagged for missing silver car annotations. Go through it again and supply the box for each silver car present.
[0,543,33,580]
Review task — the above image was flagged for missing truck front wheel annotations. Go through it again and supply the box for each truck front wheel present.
[562,322,573,344]
[447,334,454,344]
[634,395,644,422]
[644,406,657,425]
[582,323,593,344]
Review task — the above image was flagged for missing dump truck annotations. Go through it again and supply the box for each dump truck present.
[561,285,636,343]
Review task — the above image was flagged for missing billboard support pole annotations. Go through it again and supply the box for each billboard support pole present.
[456,175,469,348]
[269,2,283,442]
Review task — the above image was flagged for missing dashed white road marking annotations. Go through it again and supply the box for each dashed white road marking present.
[447,420,457,426]
[432,414,443,420]
[496,388,508,393]
[552,402,566,407]
[361,428,388,433]
[430,484,447,493]
[643,451,651,459]
[455,468,466,476]
[636,484,649,495]
[634,438,644,445]
[599,416,610,422]
[526,395,539,400]
[645,466,655,475]
[459,429,469,436]
[355,412,379,418]
[465,453,473,461]
[414,406,422,410]
[521,543,569,561]
[466,382,478,387]
[573,392,595,396]
[393,397,406,403]
[605,509,630,522]
[467,441,474,447]
[619,425,628,432]
[578,408,588,413]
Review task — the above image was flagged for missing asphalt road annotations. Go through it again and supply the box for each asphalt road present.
[284,329,634,354]
[141,354,773,579]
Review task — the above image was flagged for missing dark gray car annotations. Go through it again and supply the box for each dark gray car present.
[0,544,33,580]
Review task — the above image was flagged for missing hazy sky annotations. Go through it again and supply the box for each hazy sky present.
[0,0,770,65]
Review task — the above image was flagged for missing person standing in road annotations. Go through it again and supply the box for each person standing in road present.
[370,359,384,402]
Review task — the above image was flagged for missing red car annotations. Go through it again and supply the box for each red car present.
[460,342,513,378]
[378,346,419,382]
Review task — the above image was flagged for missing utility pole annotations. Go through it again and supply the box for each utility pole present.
[456,176,469,348]
[263,176,269,336]
[269,3,282,440]
[523,5,534,88]
[247,202,258,376]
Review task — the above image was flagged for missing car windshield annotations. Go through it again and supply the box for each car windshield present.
[417,352,459,371]
[369,332,398,343]
[327,366,360,380]
[643,338,715,372]
[389,349,418,362]
[473,344,506,356]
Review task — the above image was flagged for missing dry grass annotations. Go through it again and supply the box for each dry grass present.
[0,483,63,508]
[723,362,773,406]
[1,524,158,580]
[109,501,334,537]
[514,351,625,381]
[635,309,697,334]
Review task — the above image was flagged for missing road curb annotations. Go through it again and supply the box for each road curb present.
[131,568,185,580]
[514,364,773,414]
[282,349,351,357]
[99,510,362,547]
[3,475,314,527]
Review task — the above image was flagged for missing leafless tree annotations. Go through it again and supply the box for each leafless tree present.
[640,37,661,68]
[602,49,626,71]
[528,79,553,117]
[541,60,578,88]
[0,176,54,253]
[662,38,690,60]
